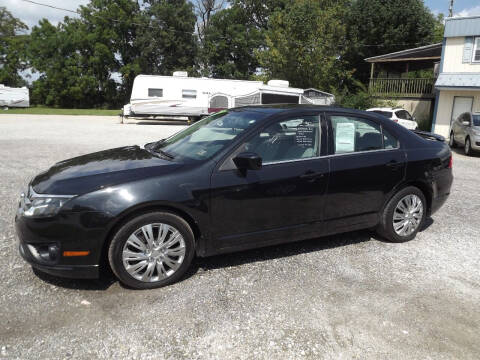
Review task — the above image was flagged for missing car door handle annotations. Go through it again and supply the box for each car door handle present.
[386,160,402,169]
[300,170,325,180]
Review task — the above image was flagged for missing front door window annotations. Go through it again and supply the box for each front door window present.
[245,116,320,164]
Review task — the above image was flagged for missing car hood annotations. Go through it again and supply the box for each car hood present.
[31,146,182,195]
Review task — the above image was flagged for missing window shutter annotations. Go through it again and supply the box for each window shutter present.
[463,37,474,63]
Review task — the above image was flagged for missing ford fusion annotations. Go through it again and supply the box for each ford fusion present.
[15,105,453,289]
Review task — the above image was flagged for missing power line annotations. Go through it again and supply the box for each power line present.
[21,0,78,15]
[20,0,188,32]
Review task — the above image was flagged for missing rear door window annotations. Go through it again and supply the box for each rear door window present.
[330,115,399,154]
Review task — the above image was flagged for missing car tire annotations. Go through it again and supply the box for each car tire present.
[449,132,456,148]
[108,211,195,289]
[465,137,472,156]
[377,186,427,243]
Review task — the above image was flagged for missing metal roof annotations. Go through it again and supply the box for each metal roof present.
[444,16,480,38]
[435,73,480,89]
[364,43,442,63]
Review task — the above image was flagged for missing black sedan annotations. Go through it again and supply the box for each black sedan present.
[15,105,453,289]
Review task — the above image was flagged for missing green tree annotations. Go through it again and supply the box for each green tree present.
[0,7,29,87]
[28,19,110,107]
[27,0,197,107]
[345,0,438,84]
[433,13,445,43]
[232,0,291,29]
[136,0,197,76]
[257,0,352,91]
[202,5,263,79]
[75,0,142,104]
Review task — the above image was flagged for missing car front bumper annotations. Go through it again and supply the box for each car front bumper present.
[18,242,99,279]
[471,135,480,150]
[14,206,111,279]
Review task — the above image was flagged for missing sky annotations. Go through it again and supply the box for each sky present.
[4,0,480,31]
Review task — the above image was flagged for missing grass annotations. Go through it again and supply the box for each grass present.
[1,107,121,116]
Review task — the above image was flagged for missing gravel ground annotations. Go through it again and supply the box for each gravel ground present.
[0,114,479,360]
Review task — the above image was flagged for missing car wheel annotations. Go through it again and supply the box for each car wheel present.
[465,137,472,156]
[449,132,456,148]
[377,186,426,243]
[108,211,195,289]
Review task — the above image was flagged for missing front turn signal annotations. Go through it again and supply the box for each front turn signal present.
[63,251,90,257]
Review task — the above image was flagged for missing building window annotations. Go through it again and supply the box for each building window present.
[182,89,197,99]
[473,37,480,63]
[148,88,163,97]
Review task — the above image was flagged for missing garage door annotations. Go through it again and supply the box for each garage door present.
[451,96,473,124]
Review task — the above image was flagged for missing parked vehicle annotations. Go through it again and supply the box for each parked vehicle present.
[122,73,333,121]
[449,112,480,156]
[367,107,418,130]
[0,84,29,108]
[16,105,452,289]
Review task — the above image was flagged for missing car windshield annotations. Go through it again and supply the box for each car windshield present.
[372,110,393,118]
[473,115,480,126]
[150,110,267,161]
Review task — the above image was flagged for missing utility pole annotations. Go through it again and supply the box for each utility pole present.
[449,0,454,17]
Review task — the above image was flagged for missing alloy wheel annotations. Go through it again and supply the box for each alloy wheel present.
[122,223,186,282]
[465,138,471,155]
[393,194,424,236]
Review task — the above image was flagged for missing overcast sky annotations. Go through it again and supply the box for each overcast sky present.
[5,0,89,30]
[4,0,480,32]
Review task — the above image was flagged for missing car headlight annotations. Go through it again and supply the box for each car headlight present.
[21,191,74,218]
[472,129,480,136]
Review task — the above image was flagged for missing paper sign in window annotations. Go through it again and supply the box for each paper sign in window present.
[295,124,315,148]
[335,122,355,153]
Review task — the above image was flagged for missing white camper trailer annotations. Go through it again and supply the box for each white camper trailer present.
[123,72,317,120]
[0,85,29,108]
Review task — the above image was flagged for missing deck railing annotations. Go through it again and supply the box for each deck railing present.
[368,78,436,98]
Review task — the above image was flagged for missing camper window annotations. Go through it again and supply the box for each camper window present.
[148,88,163,97]
[182,90,197,99]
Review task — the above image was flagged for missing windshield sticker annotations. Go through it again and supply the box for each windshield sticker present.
[335,122,355,153]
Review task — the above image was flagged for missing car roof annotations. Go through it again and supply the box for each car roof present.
[366,107,403,112]
[236,104,375,116]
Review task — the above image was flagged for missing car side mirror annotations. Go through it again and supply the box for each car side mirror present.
[412,116,416,122]
[233,152,262,171]
[462,121,470,126]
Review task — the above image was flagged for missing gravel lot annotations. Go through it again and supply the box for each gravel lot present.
[0,114,479,360]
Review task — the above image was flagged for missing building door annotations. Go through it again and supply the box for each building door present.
[451,96,473,124]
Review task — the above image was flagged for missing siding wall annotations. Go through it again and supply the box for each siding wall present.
[443,37,480,73]
[434,90,480,137]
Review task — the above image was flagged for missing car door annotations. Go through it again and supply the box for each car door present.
[209,112,329,253]
[451,114,460,142]
[324,112,406,233]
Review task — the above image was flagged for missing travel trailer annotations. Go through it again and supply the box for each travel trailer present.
[122,72,330,120]
[0,85,29,108]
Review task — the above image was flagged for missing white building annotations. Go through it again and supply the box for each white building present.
[432,16,480,137]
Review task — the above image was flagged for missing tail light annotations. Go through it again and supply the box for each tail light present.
[448,155,453,169]
[393,119,398,123]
